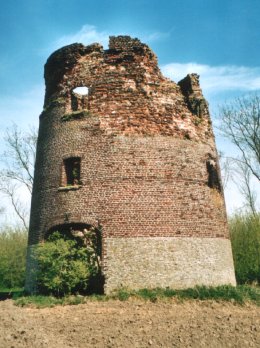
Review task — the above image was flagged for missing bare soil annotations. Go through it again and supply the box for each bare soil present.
[0,299,259,348]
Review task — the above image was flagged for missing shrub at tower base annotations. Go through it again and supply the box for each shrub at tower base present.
[31,232,100,296]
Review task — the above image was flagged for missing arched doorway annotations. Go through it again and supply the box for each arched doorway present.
[46,222,104,293]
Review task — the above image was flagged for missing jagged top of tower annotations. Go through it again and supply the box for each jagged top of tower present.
[42,35,212,141]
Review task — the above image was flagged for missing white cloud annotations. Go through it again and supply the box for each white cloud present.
[161,62,260,95]
[52,26,260,97]
[4,30,260,218]
[52,24,169,52]
[141,31,170,42]
[55,25,110,49]
[161,62,260,213]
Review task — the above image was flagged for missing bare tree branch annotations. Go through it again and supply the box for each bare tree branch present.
[219,151,258,214]
[218,151,235,190]
[219,94,260,182]
[0,178,29,230]
[0,124,37,227]
[234,160,257,216]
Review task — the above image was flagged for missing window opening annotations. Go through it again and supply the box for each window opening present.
[206,159,222,192]
[72,87,89,95]
[64,157,81,186]
[71,86,89,111]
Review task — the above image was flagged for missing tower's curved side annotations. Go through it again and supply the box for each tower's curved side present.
[26,36,236,293]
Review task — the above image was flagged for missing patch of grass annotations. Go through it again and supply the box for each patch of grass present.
[61,110,92,122]
[15,295,64,308]
[15,295,89,308]
[174,285,244,303]
[134,288,161,302]
[14,294,109,308]
[113,288,131,301]
[88,294,110,301]
[112,285,260,305]
[14,285,260,308]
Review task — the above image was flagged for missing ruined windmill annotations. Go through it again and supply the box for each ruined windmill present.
[26,36,236,293]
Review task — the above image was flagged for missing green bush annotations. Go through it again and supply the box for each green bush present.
[0,226,27,290]
[229,214,260,284]
[32,232,99,296]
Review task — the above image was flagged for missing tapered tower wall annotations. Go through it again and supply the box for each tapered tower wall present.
[26,36,236,293]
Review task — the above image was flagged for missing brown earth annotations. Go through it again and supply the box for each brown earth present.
[0,299,259,348]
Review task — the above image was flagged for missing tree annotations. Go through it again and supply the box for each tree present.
[219,151,258,215]
[219,94,260,182]
[0,226,28,289]
[235,161,257,216]
[218,151,234,190]
[0,124,37,229]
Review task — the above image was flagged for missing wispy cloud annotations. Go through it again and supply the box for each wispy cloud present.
[141,31,170,43]
[55,25,110,49]
[51,26,260,97]
[161,62,260,95]
[52,24,169,52]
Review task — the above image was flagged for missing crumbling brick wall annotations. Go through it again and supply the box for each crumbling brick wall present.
[26,36,236,293]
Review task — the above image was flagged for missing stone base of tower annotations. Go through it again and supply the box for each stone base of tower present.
[103,237,236,294]
[24,245,38,294]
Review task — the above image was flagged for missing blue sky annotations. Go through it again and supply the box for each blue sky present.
[0,0,260,222]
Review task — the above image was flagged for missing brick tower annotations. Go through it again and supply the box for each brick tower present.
[26,36,236,293]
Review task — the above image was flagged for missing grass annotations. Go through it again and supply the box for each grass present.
[14,294,109,308]
[114,285,260,305]
[60,110,92,122]
[13,285,260,308]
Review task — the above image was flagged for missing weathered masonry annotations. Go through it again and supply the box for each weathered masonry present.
[26,36,236,293]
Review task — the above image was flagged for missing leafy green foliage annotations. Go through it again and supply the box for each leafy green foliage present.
[229,214,260,284]
[0,226,27,289]
[32,232,99,296]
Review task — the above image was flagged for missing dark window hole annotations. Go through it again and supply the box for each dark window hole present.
[206,160,222,193]
[64,157,81,186]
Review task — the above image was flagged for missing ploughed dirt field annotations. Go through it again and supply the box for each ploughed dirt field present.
[0,299,259,348]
